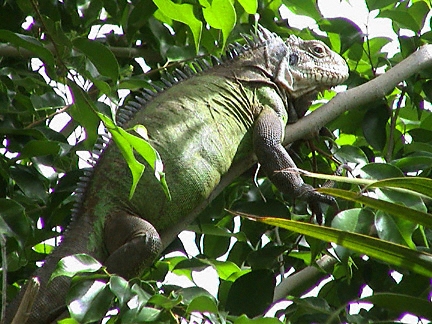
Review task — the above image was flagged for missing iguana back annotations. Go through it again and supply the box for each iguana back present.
[6,26,349,323]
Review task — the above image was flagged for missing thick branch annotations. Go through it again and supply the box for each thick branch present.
[0,44,163,64]
[273,255,336,302]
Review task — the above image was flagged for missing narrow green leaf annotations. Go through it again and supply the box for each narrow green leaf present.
[231,211,432,278]
[73,38,119,82]
[318,188,432,228]
[69,82,99,147]
[51,254,102,280]
[152,0,202,52]
[367,177,432,199]
[360,293,432,320]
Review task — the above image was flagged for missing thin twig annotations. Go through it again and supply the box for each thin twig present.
[1,234,6,324]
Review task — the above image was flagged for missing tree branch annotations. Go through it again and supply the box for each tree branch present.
[0,44,163,65]
[273,254,337,302]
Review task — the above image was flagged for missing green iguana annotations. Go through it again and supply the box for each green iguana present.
[6,26,349,323]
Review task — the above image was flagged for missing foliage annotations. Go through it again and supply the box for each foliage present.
[1,0,432,323]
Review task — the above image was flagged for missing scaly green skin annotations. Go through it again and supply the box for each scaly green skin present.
[6,27,349,323]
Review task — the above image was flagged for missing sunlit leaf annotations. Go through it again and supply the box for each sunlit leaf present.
[232,211,432,278]
[51,254,102,280]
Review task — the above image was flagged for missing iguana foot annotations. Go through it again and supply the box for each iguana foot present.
[297,183,338,224]
[104,212,163,279]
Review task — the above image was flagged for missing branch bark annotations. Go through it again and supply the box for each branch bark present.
[273,254,337,302]
[0,44,163,65]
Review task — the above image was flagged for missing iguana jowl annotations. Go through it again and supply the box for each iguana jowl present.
[6,26,349,323]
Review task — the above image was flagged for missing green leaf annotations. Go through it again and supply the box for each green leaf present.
[0,29,55,67]
[69,82,99,148]
[237,0,257,14]
[234,315,283,324]
[148,294,182,309]
[378,1,429,33]
[178,286,216,305]
[30,91,65,110]
[0,198,30,248]
[319,18,363,54]
[152,0,202,52]
[282,0,322,21]
[130,283,153,305]
[206,259,242,280]
[109,276,132,306]
[331,208,374,234]
[199,0,236,48]
[232,211,432,278]
[360,293,432,320]
[225,269,275,317]
[365,0,397,11]
[97,113,171,199]
[360,163,404,179]
[51,254,103,280]
[362,104,389,151]
[333,145,368,164]
[375,211,417,248]
[10,166,47,202]
[122,306,161,322]
[73,38,119,82]
[203,234,231,258]
[367,177,432,199]
[21,140,71,158]
[66,280,114,323]
[318,188,432,229]
[186,295,218,314]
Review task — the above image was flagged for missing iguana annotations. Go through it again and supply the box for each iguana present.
[6,26,349,323]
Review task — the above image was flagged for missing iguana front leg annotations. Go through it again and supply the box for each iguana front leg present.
[253,107,335,212]
[104,212,163,278]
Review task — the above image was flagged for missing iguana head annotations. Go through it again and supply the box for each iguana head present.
[253,26,349,98]
[276,34,349,98]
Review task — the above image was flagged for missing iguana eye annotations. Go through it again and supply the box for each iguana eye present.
[289,53,298,65]
[312,45,325,55]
